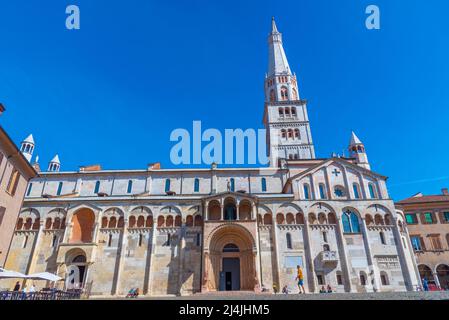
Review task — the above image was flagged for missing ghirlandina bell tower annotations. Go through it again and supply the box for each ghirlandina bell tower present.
[263,18,316,166]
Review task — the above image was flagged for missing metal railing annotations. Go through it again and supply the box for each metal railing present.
[0,289,82,300]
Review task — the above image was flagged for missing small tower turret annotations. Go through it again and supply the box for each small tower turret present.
[48,154,61,172]
[348,131,370,170]
[20,134,35,162]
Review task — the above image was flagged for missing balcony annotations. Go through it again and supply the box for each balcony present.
[319,251,338,265]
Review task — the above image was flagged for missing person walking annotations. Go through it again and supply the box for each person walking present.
[422,278,429,292]
[295,265,306,294]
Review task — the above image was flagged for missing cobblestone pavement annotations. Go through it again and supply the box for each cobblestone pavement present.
[91,291,449,300]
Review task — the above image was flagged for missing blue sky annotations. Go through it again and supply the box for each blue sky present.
[0,0,448,201]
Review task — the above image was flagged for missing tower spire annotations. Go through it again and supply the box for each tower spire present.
[20,134,35,162]
[348,131,370,170]
[267,17,291,77]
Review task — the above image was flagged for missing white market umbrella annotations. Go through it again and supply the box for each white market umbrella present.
[26,272,62,282]
[0,268,27,279]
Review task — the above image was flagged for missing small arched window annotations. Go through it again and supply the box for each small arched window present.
[380,272,389,286]
[94,181,100,194]
[285,108,291,117]
[323,244,330,251]
[261,178,267,192]
[294,129,300,139]
[26,183,33,197]
[360,272,367,286]
[280,87,289,100]
[165,179,171,192]
[57,182,63,196]
[353,183,360,199]
[127,180,133,194]
[291,107,297,116]
[286,233,293,249]
[288,129,294,138]
[281,129,287,139]
[303,184,310,200]
[194,178,200,193]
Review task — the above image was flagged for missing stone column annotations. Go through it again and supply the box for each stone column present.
[254,209,263,288]
[303,215,317,293]
[221,204,224,221]
[360,218,379,291]
[24,220,45,285]
[433,272,441,288]
[236,200,240,221]
[92,222,100,243]
[148,211,159,295]
[391,216,414,291]
[335,215,354,292]
[403,221,422,288]
[271,213,282,290]
[113,219,128,296]
[177,222,186,295]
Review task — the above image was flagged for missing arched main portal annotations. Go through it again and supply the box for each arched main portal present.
[204,225,257,291]
[436,264,449,290]
[65,249,88,289]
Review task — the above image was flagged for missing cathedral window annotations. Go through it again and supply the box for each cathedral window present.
[285,107,291,117]
[280,87,289,101]
[286,233,292,249]
[194,178,200,193]
[94,181,100,194]
[52,235,58,248]
[336,273,343,285]
[261,178,267,192]
[342,210,361,233]
[352,183,360,199]
[127,180,133,194]
[108,234,112,247]
[303,184,310,200]
[317,274,324,285]
[57,182,63,196]
[288,129,293,138]
[323,244,330,251]
[6,169,20,196]
[368,183,377,199]
[334,186,345,198]
[165,179,171,193]
[196,233,201,246]
[45,218,52,230]
[26,183,33,197]
[138,234,143,247]
[323,231,328,243]
[137,216,145,228]
[270,89,275,102]
[380,231,386,245]
[186,215,193,227]
[230,178,235,192]
[23,235,28,248]
[319,184,326,199]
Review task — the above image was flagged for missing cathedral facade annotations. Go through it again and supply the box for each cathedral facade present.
[2,19,420,296]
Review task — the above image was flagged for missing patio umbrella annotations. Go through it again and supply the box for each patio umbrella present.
[26,272,62,282]
[0,268,27,279]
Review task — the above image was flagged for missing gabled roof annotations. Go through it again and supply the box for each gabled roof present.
[283,157,387,193]
[396,194,449,205]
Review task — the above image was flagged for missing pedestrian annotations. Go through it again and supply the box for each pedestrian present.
[282,285,289,294]
[319,286,326,293]
[327,284,333,293]
[422,278,429,292]
[295,265,306,294]
[272,283,278,294]
[13,281,20,292]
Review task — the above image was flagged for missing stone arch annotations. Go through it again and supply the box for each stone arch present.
[286,213,295,224]
[365,214,374,226]
[276,213,285,224]
[295,212,304,224]
[70,208,95,243]
[374,214,384,226]
[223,197,237,221]
[436,264,449,290]
[418,264,435,284]
[137,216,145,228]
[279,202,302,213]
[129,216,136,228]
[208,200,221,221]
[194,215,203,227]
[318,212,328,224]
[157,216,165,227]
[186,215,194,227]
[160,205,181,215]
[175,215,182,227]
[130,206,152,215]
[328,212,337,224]
[263,213,273,225]
[145,215,153,227]
[166,215,174,227]
[239,200,252,221]
[308,212,317,225]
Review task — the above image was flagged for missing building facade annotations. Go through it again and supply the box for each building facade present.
[1,20,420,296]
[0,105,37,266]
[396,189,449,290]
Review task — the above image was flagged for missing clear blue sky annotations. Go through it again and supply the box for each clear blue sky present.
[0,0,448,201]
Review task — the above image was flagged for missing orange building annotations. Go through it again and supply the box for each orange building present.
[396,189,449,290]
